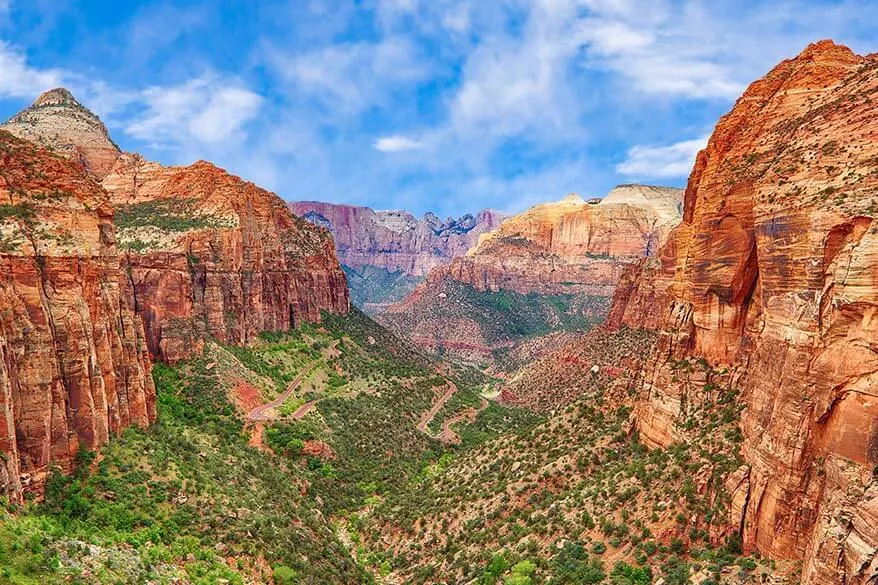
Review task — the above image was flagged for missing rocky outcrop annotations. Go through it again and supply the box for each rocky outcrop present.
[609,41,878,585]
[105,155,350,362]
[290,201,506,277]
[438,186,683,296]
[2,89,122,179]
[2,90,351,364]
[0,131,155,501]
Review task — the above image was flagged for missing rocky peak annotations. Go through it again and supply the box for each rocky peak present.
[2,87,120,179]
[32,87,81,107]
[796,38,858,64]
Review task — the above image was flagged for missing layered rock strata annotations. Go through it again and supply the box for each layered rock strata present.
[608,41,878,585]
[290,201,506,277]
[0,131,154,501]
[104,155,350,362]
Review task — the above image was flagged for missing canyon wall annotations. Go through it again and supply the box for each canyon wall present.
[0,89,351,497]
[609,41,877,585]
[0,131,155,501]
[104,155,350,363]
[379,186,682,363]
[290,201,506,277]
[441,186,683,296]
[3,90,351,365]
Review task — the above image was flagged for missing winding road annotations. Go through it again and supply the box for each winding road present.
[417,381,458,434]
[247,362,319,421]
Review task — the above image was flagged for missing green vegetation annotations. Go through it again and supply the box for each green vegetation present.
[0,357,370,584]
[357,352,756,583]
[114,198,233,233]
[0,310,539,583]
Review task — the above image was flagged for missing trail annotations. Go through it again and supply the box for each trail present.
[247,362,318,421]
[417,381,458,434]
[437,398,489,445]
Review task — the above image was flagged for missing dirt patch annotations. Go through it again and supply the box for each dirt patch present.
[302,440,336,460]
[232,380,264,413]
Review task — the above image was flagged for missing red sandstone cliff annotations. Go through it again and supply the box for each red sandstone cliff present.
[0,131,155,501]
[435,186,682,296]
[609,41,878,585]
[290,201,506,277]
[104,155,350,362]
[2,90,351,364]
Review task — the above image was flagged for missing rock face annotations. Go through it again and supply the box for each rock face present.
[0,89,351,497]
[105,155,350,362]
[290,201,506,276]
[440,187,683,296]
[609,41,878,585]
[3,89,351,364]
[2,88,122,179]
[379,186,682,363]
[0,131,155,501]
[290,201,506,313]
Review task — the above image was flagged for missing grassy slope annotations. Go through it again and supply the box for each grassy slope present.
[342,265,424,314]
[356,353,766,585]
[0,310,538,584]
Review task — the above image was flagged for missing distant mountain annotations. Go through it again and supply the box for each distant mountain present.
[290,200,506,312]
[378,185,683,364]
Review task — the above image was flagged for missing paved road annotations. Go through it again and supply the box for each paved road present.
[247,362,318,421]
[437,398,489,444]
[417,381,458,433]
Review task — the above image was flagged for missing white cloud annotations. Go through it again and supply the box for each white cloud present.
[374,135,422,152]
[0,41,65,99]
[268,35,428,115]
[617,135,708,178]
[125,77,263,146]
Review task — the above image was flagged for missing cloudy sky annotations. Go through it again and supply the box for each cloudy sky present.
[0,0,875,216]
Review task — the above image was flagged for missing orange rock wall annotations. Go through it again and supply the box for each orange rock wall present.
[0,132,154,501]
[105,156,350,362]
[609,41,878,585]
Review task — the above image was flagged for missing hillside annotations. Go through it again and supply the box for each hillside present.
[0,310,538,583]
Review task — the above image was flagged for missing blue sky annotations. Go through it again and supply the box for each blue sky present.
[0,0,875,216]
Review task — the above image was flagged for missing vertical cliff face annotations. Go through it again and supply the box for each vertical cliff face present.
[0,131,155,501]
[610,41,877,585]
[2,90,351,364]
[290,201,507,276]
[104,155,350,363]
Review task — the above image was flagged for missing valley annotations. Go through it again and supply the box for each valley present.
[0,30,875,585]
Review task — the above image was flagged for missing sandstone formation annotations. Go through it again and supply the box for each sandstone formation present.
[290,201,506,277]
[0,131,154,502]
[2,88,122,179]
[3,90,351,364]
[608,41,878,585]
[290,201,506,313]
[438,186,682,296]
[379,186,682,362]
[104,155,350,362]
